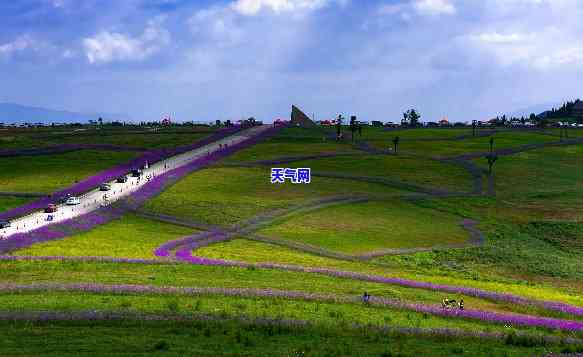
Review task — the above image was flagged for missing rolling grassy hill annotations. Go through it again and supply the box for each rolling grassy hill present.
[1,125,583,355]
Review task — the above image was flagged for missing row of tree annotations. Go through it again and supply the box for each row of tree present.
[545,99,582,119]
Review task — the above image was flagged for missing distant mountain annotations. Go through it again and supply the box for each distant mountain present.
[0,103,130,124]
[507,102,560,118]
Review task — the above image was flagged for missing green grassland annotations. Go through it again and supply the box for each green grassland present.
[0,319,564,356]
[0,126,215,150]
[256,200,470,254]
[292,155,474,192]
[3,252,582,316]
[0,291,513,333]
[547,127,583,137]
[0,133,46,149]
[143,166,406,226]
[369,130,557,158]
[15,214,195,258]
[379,200,583,291]
[1,257,581,328]
[364,127,472,140]
[475,144,583,199]
[224,126,357,163]
[0,150,137,193]
[49,131,211,149]
[0,196,31,213]
[194,238,581,318]
[2,126,583,355]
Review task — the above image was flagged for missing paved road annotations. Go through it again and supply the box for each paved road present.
[0,125,271,239]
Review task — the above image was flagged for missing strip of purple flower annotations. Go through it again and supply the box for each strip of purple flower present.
[1,282,582,332]
[0,126,243,222]
[0,125,283,254]
[172,248,583,319]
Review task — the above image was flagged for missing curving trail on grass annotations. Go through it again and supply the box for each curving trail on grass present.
[132,210,222,232]
[233,195,370,234]
[356,219,485,259]
[246,233,359,261]
[447,137,583,161]
[314,172,454,196]
[242,216,484,260]
[1,283,582,332]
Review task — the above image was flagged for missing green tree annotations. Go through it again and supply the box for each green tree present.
[529,113,536,122]
[403,109,421,127]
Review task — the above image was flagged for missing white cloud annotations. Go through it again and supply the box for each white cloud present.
[51,0,66,7]
[377,4,406,15]
[414,0,456,16]
[231,0,329,16]
[374,0,454,22]
[467,27,583,70]
[0,36,36,56]
[472,32,532,44]
[83,17,170,64]
[531,47,583,70]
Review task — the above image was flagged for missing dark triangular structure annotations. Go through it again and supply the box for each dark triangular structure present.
[290,105,317,128]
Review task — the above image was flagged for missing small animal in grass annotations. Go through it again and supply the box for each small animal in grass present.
[442,297,459,309]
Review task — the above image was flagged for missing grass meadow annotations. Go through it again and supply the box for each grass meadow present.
[0,197,31,212]
[293,155,474,192]
[368,129,556,158]
[15,214,196,258]
[0,319,565,356]
[0,150,137,193]
[143,166,406,226]
[1,126,583,355]
[257,200,470,254]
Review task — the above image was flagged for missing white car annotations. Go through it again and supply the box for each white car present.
[65,196,81,205]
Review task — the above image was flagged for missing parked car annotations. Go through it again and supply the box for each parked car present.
[65,196,80,205]
[131,169,142,177]
[116,175,128,183]
[0,221,11,229]
[45,204,58,213]
[99,183,111,191]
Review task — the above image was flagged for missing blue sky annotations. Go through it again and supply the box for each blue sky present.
[0,0,582,123]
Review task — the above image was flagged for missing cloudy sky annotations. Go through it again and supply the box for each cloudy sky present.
[1,0,582,122]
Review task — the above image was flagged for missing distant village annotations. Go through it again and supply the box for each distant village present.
[2,99,583,129]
